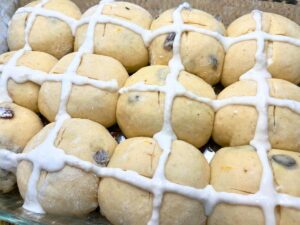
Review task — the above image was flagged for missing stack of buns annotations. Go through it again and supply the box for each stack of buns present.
[0,0,300,225]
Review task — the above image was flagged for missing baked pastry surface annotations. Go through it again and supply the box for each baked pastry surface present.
[0,0,299,225]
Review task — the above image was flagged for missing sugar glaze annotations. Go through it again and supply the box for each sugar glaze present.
[0,0,300,225]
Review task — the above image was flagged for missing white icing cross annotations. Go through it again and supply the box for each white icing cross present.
[0,0,300,225]
[0,0,119,214]
[120,7,300,225]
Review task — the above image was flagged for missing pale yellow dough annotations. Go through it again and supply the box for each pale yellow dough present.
[213,79,300,152]
[38,53,128,127]
[208,146,300,225]
[75,1,153,73]
[0,51,58,112]
[117,65,216,148]
[0,103,42,193]
[17,118,117,216]
[222,12,300,87]
[99,137,209,225]
[149,8,226,85]
[8,0,81,59]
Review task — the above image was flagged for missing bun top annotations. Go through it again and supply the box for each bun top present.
[228,12,300,38]
[0,1,300,225]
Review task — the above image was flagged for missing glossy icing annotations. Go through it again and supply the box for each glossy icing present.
[0,1,299,225]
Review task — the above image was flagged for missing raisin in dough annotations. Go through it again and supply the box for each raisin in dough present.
[8,0,81,59]
[213,79,300,152]
[17,118,117,216]
[270,149,300,225]
[0,103,43,193]
[75,2,153,73]
[149,8,225,85]
[117,65,216,148]
[99,137,209,225]
[0,51,58,112]
[222,12,300,87]
[208,146,300,225]
[38,53,128,127]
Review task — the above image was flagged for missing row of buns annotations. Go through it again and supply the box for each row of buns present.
[1,49,300,151]
[1,0,300,224]
[16,127,300,225]
[1,105,299,224]
[7,0,300,85]
[2,112,299,224]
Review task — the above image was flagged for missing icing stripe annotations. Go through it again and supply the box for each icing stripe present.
[0,1,299,225]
